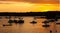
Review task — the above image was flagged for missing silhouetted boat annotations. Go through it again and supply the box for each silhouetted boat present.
[30,21,37,24]
[42,19,55,23]
[16,18,24,24]
[17,20,24,24]
[3,24,12,26]
[8,20,14,23]
[14,20,17,23]
[56,23,60,24]
[47,19,55,22]
[42,24,50,27]
[42,21,49,23]
[0,16,2,19]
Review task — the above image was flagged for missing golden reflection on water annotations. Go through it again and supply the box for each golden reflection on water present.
[0,17,56,33]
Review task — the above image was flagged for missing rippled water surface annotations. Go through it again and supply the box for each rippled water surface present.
[0,17,57,33]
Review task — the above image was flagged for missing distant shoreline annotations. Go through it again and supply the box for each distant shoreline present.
[0,11,60,19]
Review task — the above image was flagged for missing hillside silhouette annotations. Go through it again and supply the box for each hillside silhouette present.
[0,11,60,19]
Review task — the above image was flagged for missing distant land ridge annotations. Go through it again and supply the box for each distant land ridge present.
[0,11,60,19]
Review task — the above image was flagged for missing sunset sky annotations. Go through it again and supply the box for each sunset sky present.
[0,0,60,12]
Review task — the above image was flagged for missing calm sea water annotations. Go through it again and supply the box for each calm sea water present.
[0,17,57,33]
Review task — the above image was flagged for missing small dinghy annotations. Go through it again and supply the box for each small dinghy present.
[14,20,17,23]
[42,19,55,23]
[8,20,14,23]
[30,21,37,24]
[30,17,37,24]
[48,19,55,22]
[42,21,49,23]
[17,20,24,24]
[17,18,24,24]
[42,24,50,27]
[3,24,12,26]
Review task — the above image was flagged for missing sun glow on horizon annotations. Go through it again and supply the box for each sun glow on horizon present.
[31,4,59,12]
[0,1,59,12]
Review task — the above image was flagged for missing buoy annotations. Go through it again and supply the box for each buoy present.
[50,30,52,33]
[3,25,5,26]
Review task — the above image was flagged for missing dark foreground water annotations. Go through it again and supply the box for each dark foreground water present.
[0,17,58,33]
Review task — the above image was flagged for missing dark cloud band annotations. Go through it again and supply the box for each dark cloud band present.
[0,0,59,4]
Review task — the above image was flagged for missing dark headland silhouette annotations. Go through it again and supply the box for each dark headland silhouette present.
[0,11,60,19]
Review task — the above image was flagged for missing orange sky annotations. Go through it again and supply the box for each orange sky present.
[0,0,60,12]
[0,0,59,4]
